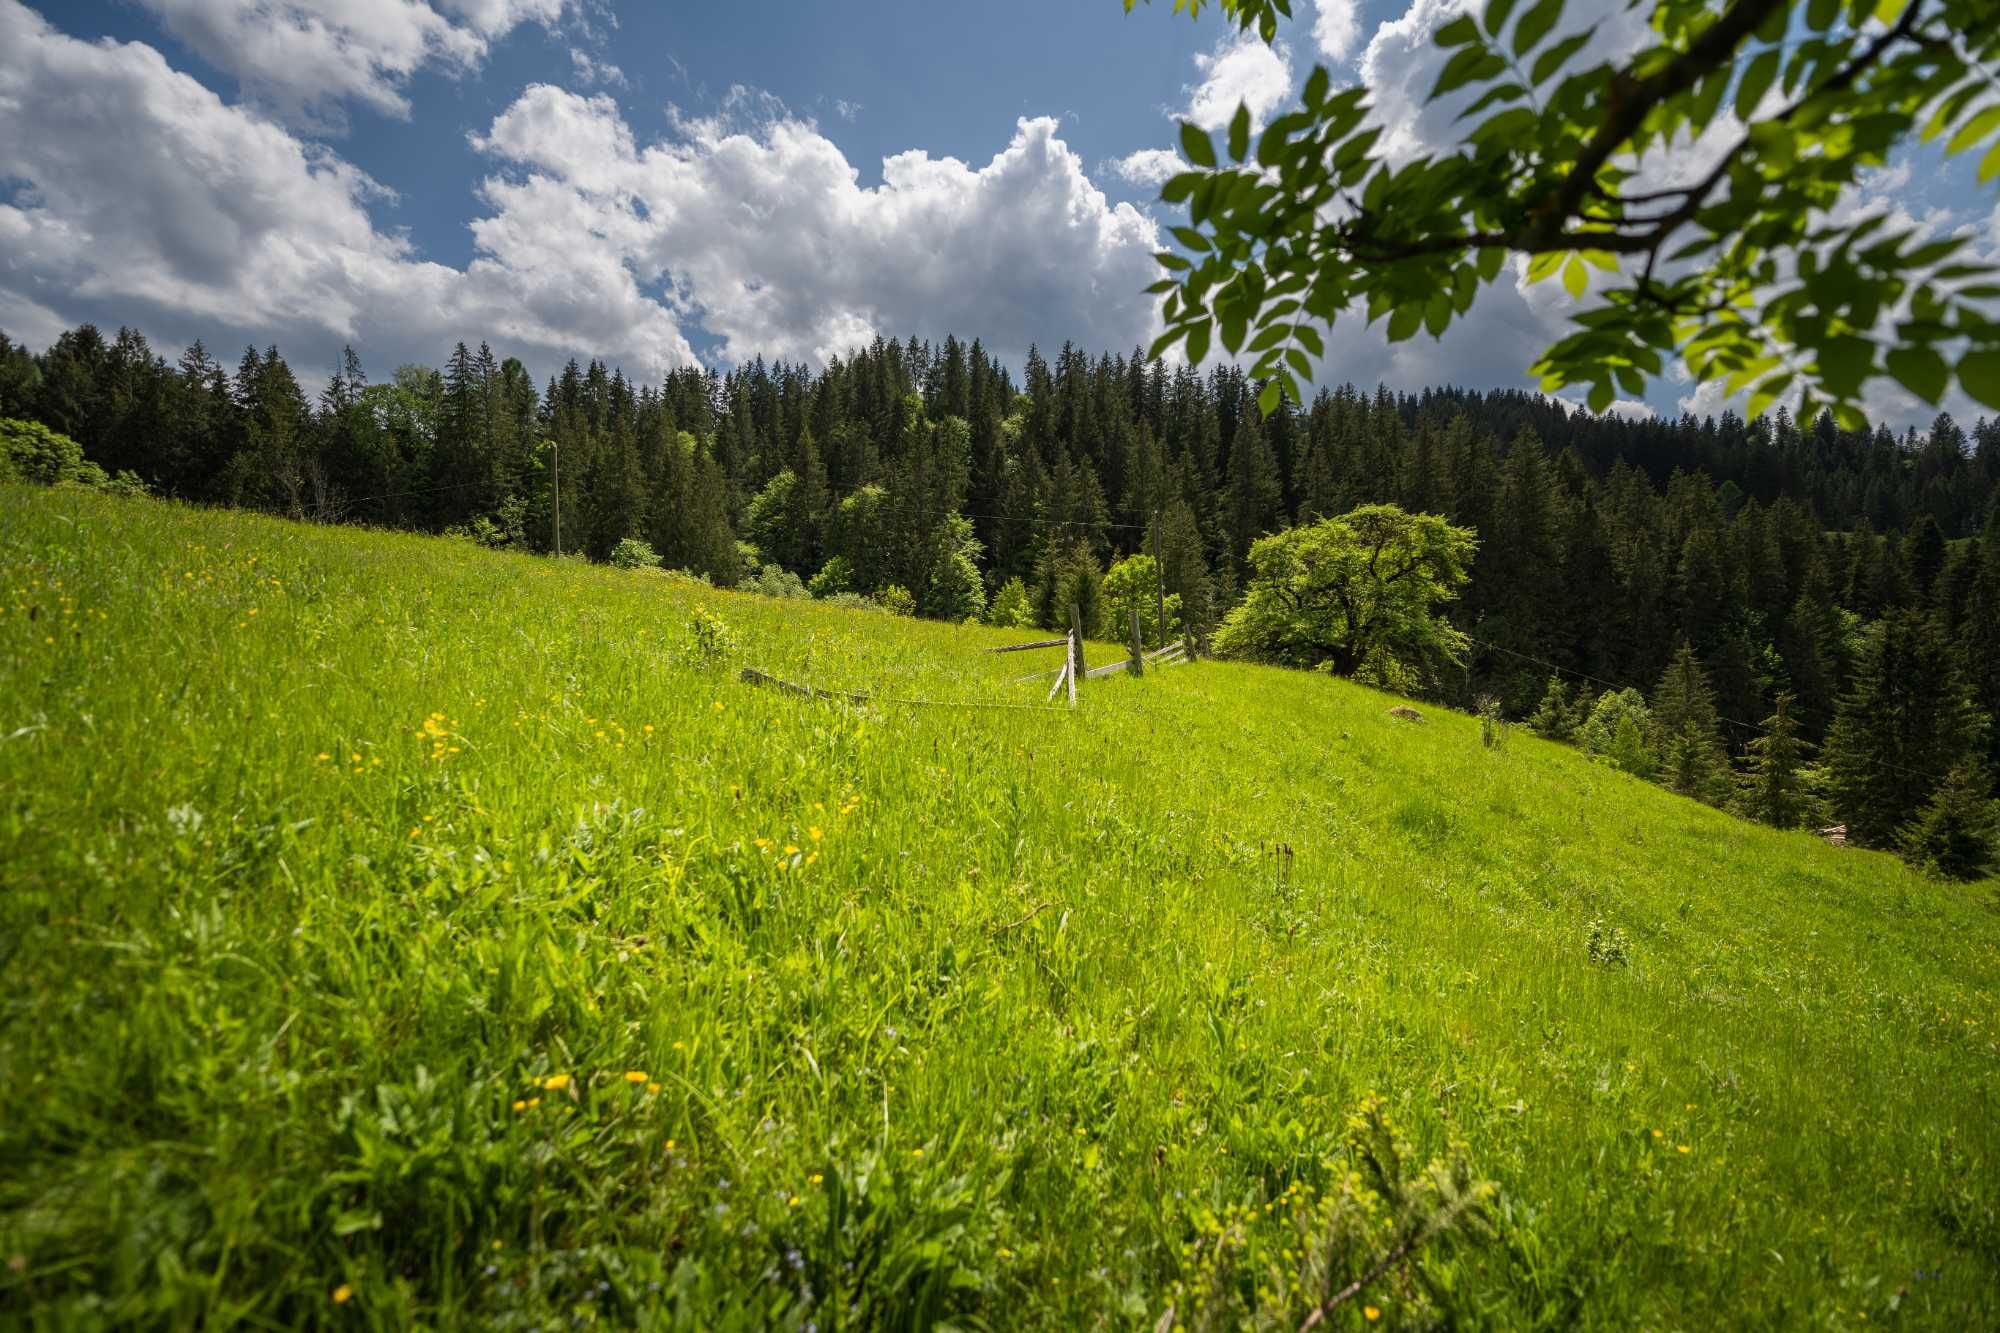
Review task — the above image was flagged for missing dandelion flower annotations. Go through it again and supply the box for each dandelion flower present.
[647,1082,661,1095]
[810,1173,823,1185]
[910,1148,923,1158]
[333,1285,353,1305]
[1677,1145,1690,1154]
[512,1099,527,1113]
[625,1070,648,1084]
[542,1073,571,1091]
[1363,1306,1380,1322]
[1650,1129,1662,1139]
[808,826,822,842]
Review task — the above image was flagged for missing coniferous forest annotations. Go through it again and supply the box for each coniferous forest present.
[6,322,2000,872]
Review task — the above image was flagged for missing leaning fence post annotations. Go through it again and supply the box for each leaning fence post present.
[1067,602,1083,707]
[1128,606,1145,678]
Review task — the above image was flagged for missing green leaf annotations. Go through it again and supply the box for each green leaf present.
[1815,335,1874,397]
[1431,46,1493,100]
[1186,318,1212,367]
[334,1210,383,1236]
[1945,105,2000,157]
[1258,380,1282,416]
[1561,254,1588,299]
[1302,65,1330,110]
[1512,0,1564,56]
[1735,48,1779,122]
[1229,104,1251,163]
[1179,122,1217,168]
[1160,172,1200,204]
[1982,140,2000,185]
[1425,290,1452,336]
[1530,28,1592,83]
[1885,346,1948,404]
[1435,15,1481,47]
[1169,226,1210,252]
[1387,304,1422,342]
[1485,0,1520,37]
[1961,349,2000,410]
[1477,247,1507,282]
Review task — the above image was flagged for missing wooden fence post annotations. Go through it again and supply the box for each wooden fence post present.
[1128,606,1144,678]
[1067,602,1083,708]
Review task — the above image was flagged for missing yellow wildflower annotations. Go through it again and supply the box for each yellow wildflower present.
[333,1285,353,1305]
[1677,1145,1690,1154]
[808,826,823,842]
[512,1099,527,1113]
[1363,1306,1380,1322]
[624,1070,648,1084]
[542,1074,570,1092]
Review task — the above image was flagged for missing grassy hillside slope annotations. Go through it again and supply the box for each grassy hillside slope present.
[2,484,1997,1328]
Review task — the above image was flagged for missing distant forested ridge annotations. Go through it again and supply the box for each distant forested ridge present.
[5,323,1999,868]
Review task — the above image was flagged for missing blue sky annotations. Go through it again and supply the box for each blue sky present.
[2,0,1995,426]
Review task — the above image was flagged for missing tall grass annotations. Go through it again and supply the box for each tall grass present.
[2,484,1996,1327]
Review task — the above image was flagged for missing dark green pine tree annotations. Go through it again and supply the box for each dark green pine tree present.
[1736,693,1815,829]
[1960,506,2000,773]
[1224,409,1283,576]
[1654,641,1729,804]
[1824,609,1990,848]
[1152,497,1215,647]
[1897,762,1996,880]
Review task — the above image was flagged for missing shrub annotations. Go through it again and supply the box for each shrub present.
[877,584,916,617]
[685,605,735,664]
[745,563,809,600]
[985,577,1036,629]
[808,555,855,599]
[1580,689,1657,779]
[1,417,112,489]
[609,537,663,570]
[1587,918,1631,967]
[446,515,510,549]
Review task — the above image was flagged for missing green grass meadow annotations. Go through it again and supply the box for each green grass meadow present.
[3,483,1998,1328]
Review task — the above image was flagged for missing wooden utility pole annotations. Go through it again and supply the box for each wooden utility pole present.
[552,439,561,558]
[1151,505,1167,650]
[1128,606,1145,678]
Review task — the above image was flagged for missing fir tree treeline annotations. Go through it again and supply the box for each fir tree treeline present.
[6,322,1999,873]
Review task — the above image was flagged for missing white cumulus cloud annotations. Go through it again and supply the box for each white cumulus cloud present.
[131,0,568,129]
[0,3,1163,390]
[1311,0,1362,63]
[1185,30,1293,132]
[1108,148,1187,187]
[473,84,1164,366]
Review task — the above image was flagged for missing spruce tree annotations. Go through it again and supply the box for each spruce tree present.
[1654,641,1728,803]
[1897,763,1995,881]
[1824,610,1990,848]
[1736,693,1815,829]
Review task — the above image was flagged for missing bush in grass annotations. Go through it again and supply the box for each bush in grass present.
[1,417,142,493]
[610,536,663,570]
